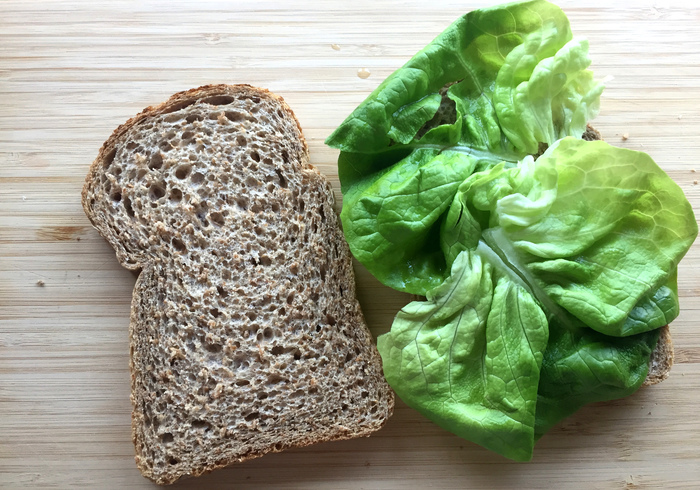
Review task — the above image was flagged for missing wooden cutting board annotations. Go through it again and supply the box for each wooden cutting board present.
[2,1,699,488]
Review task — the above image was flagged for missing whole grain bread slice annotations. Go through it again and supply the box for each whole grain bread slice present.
[82,84,394,485]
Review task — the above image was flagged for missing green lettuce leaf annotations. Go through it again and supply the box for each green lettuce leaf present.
[495,36,604,154]
[326,0,604,295]
[378,250,549,461]
[497,138,696,336]
[326,0,572,154]
[328,0,697,463]
[535,319,660,437]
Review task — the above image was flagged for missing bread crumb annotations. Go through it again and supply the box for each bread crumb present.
[331,43,341,51]
[22,196,26,201]
[678,115,683,120]
[694,180,698,185]
[621,133,629,141]
[357,68,371,79]
[691,168,696,173]
[36,280,45,286]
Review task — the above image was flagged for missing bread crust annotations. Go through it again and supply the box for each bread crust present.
[83,85,394,485]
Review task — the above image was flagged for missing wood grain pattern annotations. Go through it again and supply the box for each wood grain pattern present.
[1,1,698,488]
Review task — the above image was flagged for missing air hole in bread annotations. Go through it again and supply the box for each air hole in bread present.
[260,255,272,267]
[185,113,203,123]
[326,314,336,326]
[123,196,135,217]
[202,95,235,106]
[250,151,261,163]
[169,188,182,203]
[168,457,179,465]
[267,374,286,385]
[150,183,166,200]
[205,342,222,354]
[191,419,211,431]
[163,113,183,123]
[275,169,287,188]
[244,412,260,421]
[236,135,247,146]
[196,211,209,227]
[181,130,194,140]
[162,100,195,114]
[235,198,248,211]
[281,149,289,164]
[174,165,191,179]
[190,172,204,185]
[149,152,163,170]
[236,379,250,386]
[319,264,326,281]
[233,355,250,370]
[262,327,273,340]
[161,432,174,444]
[172,238,186,253]
[209,211,224,227]
[103,148,116,169]
[225,111,245,122]
[216,285,228,298]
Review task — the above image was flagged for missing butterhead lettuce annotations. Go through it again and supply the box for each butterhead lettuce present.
[326,0,697,461]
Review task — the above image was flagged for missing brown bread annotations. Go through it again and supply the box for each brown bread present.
[82,84,394,485]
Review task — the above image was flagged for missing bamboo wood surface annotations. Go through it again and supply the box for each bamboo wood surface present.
[1,1,699,488]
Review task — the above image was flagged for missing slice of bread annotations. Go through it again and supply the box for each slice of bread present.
[82,84,394,485]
